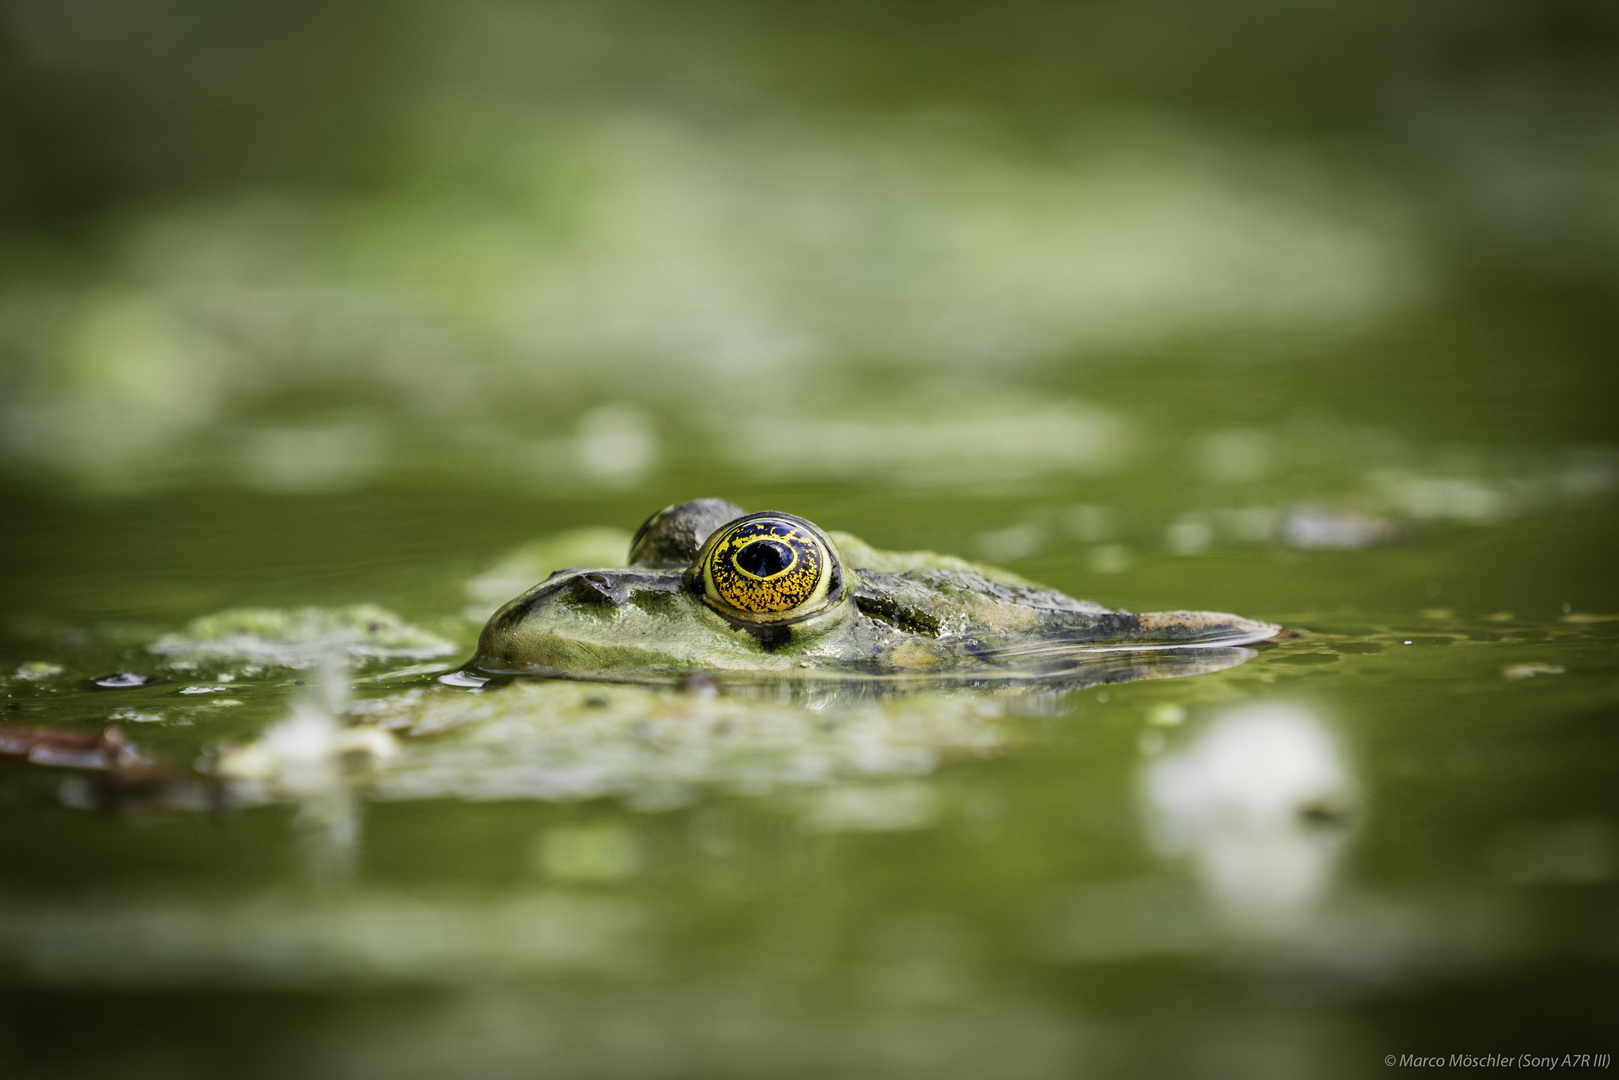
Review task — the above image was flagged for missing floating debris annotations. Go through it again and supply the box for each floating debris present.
[536,822,647,882]
[975,523,1048,563]
[150,605,458,665]
[1281,506,1398,551]
[91,672,156,689]
[215,704,397,798]
[214,680,1014,807]
[1087,544,1136,575]
[109,708,165,724]
[727,406,1122,485]
[1492,819,1616,885]
[803,781,941,833]
[0,890,648,985]
[1147,704,1187,727]
[0,726,141,770]
[1164,516,1215,555]
[1501,664,1566,681]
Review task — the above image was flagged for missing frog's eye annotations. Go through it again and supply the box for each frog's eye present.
[694,513,841,623]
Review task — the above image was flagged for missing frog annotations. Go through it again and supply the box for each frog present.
[471,499,1279,685]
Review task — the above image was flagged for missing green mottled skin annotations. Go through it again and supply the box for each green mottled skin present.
[473,501,1279,681]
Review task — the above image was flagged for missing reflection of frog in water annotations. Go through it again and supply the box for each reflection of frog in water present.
[474,499,1279,684]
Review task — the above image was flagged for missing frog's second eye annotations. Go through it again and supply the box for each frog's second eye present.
[696,514,838,622]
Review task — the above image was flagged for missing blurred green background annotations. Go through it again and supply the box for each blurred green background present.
[2,0,1617,501]
[1,1,1617,1077]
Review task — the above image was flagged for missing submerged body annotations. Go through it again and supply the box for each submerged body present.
[472,500,1280,683]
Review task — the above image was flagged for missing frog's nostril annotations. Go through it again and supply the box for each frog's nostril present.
[565,573,624,607]
[737,540,792,578]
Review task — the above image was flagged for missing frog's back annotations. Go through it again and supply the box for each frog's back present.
[850,565,1272,671]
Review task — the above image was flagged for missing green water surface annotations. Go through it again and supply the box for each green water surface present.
[2,340,1616,1079]
[2,1,1617,1075]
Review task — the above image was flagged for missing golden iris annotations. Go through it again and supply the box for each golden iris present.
[699,515,833,620]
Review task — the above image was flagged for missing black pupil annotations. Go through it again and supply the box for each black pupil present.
[737,539,793,577]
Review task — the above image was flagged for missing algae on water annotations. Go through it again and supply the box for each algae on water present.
[150,605,459,666]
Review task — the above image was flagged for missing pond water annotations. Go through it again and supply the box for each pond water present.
[2,2,1617,1075]
[2,338,1615,1077]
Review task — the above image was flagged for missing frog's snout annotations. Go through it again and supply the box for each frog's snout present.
[504,567,686,626]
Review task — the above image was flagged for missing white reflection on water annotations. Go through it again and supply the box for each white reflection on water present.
[1143,702,1356,934]
[1492,818,1617,885]
[237,416,388,493]
[730,405,1122,485]
[572,402,657,485]
[219,657,379,882]
[0,892,649,987]
[315,985,1081,1080]
[1043,703,1511,981]
[804,781,941,833]
[537,822,648,883]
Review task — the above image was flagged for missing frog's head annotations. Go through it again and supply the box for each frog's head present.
[472,501,861,676]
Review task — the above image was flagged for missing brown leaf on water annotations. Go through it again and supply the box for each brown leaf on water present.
[0,723,222,816]
[0,725,141,770]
